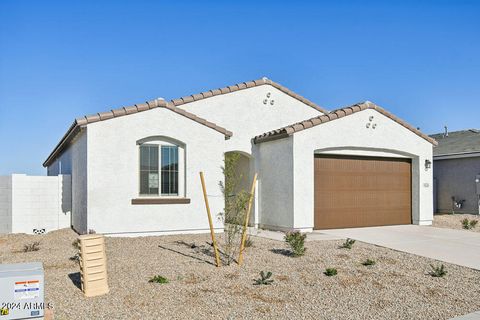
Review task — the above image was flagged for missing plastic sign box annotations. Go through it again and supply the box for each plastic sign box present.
[0,262,44,320]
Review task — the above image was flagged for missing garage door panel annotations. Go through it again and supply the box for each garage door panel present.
[314,155,412,229]
[316,208,411,228]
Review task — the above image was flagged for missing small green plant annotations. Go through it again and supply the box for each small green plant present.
[284,231,307,257]
[362,259,376,266]
[324,268,338,276]
[254,271,274,285]
[149,275,169,284]
[461,218,478,230]
[23,241,40,252]
[429,264,447,278]
[340,238,356,249]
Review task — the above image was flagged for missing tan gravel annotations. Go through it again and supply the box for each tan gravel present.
[433,213,480,232]
[1,228,480,320]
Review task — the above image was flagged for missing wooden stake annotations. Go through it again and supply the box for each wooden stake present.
[199,171,222,267]
[238,173,258,266]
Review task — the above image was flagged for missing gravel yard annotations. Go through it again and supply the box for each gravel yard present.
[433,213,480,232]
[1,228,480,320]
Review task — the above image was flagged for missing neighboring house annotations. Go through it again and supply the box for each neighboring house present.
[430,128,480,215]
[43,77,436,236]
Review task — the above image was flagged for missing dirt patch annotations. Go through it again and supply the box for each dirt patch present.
[0,228,479,319]
[433,213,480,232]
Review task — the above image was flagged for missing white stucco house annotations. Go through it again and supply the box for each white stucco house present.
[43,77,437,236]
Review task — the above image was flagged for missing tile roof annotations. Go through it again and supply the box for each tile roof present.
[430,129,480,157]
[253,101,438,146]
[43,77,326,167]
[43,100,233,167]
[166,77,328,114]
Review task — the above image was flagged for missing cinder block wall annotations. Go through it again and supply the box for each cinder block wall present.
[0,174,72,234]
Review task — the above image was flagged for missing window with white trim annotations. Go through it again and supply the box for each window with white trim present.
[139,139,184,197]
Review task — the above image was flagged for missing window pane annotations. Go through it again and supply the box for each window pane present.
[170,171,178,194]
[162,147,171,168]
[150,146,158,171]
[140,147,149,170]
[161,146,178,195]
[139,145,159,195]
[172,148,178,171]
[140,171,149,194]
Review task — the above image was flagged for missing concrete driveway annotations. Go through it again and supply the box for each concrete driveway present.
[317,225,480,270]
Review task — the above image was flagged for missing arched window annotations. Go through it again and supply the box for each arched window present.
[137,136,185,197]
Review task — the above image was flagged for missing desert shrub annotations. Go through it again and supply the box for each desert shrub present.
[72,239,80,249]
[461,218,478,230]
[23,241,40,252]
[254,271,274,285]
[245,236,254,248]
[284,231,307,257]
[340,238,356,249]
[324,268,338,276]
[362,259,376,266]
[429,264,447,278]
[218,153,252,265]
[70,239,81,263]
[149,275,169,284]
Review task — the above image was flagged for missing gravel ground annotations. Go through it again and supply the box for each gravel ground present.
[1,229,480,320]
[433,214,480,232]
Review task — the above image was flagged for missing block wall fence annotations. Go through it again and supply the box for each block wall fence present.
[0,174,71,234]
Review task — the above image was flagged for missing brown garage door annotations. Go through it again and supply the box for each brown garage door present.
[314,155,412,229]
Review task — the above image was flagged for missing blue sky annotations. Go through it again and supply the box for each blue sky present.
[0,0,479,175]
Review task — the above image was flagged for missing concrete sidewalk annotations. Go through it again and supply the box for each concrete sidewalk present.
[317,225,480,270]
[451,311,480,319]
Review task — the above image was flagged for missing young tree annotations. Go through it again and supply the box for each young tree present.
[218,153,251,265]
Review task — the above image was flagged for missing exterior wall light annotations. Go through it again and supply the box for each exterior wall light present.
[425,159,432,170]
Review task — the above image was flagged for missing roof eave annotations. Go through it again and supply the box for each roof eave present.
[433,151,480,160]
[253,101,438,146]
[44,77,324,167]
[43,104,233,168]
[253,131,291,144]
[43,122,84,167]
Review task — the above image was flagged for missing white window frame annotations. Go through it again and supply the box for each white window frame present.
[137,136,186,198]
